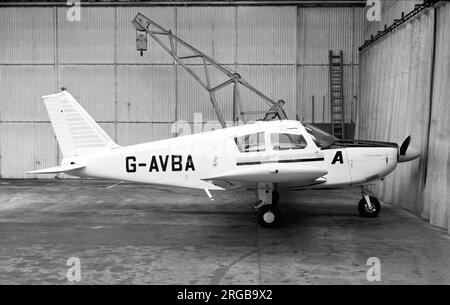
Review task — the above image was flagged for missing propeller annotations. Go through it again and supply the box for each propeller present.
[399,135,411,155]
[398,135,420,163]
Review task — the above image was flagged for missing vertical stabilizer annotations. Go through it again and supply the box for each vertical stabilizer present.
[42,90,119,157]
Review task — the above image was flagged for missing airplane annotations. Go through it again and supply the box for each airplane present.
[27,90,420,228]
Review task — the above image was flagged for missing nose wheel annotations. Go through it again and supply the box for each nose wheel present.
[358,195,381,218]
[254,184,281,228]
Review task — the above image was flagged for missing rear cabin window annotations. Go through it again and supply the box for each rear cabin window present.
[271,133,307,150]
[234,132,266,153]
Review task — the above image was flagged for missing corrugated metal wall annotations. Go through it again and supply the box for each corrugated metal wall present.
[357,2,450,233]
[297,7,363,124]
[423,2,450,233]
[0,5,364,178]
[364,0,422,39]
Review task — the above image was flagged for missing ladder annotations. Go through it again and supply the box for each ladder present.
[329,50,345,139]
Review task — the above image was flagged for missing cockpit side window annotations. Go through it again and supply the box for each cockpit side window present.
[234,132,266,153]
[270,133,307,151]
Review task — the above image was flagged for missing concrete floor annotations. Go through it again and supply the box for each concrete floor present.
[0,180,449,285]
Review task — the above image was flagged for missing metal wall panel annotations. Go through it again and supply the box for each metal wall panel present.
[0,65,55,121]
[297,65,357,124]
[297,7,354,65]
[116,7,176,64]
[296,7,362,125]
[297,65,328,123]
[423,2,450,233]
[357,8,435,222]
[59,65,116,121]
[117,123,173,146]
[176,65,213,122]
[117,65,176,122]
[237,7,297,64]
[0,8,54,64]
[0,123,57,179]
[58,7,115,64]
[343,65,358,124]
[176,64,235,122]
[353,7,365,65]
[98,123,116,141]
[236,65,296,121]
[350,63,359,123]
[178,7,236,65]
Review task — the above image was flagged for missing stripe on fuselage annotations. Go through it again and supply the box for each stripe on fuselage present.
[236,157,325,166]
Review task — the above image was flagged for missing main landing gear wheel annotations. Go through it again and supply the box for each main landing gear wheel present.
[257,205,280,228]
[358,196,381,218]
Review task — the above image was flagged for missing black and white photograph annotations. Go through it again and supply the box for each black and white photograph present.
[0,0,449,290]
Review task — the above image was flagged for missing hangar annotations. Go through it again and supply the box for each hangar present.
[0,0,449,284]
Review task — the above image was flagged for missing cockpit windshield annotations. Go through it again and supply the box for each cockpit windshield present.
[303,123,338,149]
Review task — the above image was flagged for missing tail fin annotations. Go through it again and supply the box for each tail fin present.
[42,90,119,157]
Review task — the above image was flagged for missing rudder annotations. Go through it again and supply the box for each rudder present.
[42,90,119,157]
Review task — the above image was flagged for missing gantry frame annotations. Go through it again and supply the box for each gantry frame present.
[132,13,287,128]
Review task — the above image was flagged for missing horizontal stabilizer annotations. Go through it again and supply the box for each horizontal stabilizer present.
[27,164,85,174]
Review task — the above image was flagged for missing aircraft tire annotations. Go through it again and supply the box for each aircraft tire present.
[358,196,381,218]
[257,205,280,228]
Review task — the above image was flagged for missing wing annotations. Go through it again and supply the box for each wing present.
[203,163,328,190]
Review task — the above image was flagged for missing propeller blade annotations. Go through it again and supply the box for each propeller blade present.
[399,135,411,155]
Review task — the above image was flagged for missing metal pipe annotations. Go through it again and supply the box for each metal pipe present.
[322,96,325,123]
[203,57,226,127]
[235,84,246,123]
[424,5,439,185]
[0,1,366,8]
[210,79,235,93]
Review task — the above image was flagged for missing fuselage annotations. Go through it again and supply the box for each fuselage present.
[63,120,399,191]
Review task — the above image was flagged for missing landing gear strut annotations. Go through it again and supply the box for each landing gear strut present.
[272,191,280,205]
[358,187,381,218]
[254,184,280,228]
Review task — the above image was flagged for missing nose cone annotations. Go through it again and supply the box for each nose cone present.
[398,147,420,163]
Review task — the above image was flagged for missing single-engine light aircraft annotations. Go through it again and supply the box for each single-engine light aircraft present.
[28,90,420,227]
